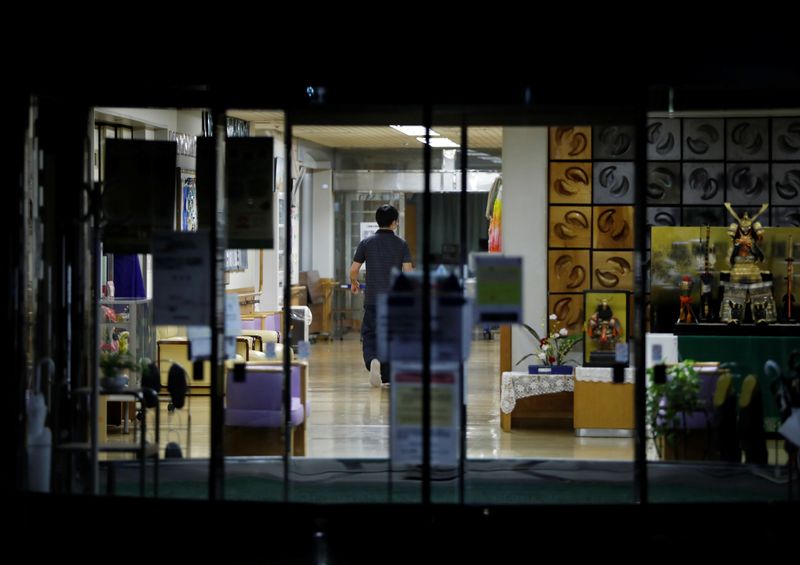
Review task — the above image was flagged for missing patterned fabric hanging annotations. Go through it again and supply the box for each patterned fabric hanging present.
[488,185,502,252]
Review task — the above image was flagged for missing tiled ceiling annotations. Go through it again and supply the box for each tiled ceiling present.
[228,110,502,149]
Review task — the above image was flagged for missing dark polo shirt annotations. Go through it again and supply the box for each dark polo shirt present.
[353,229,412,305]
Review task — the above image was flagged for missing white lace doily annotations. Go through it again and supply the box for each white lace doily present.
[500,371,574,414]
[574,367,635,383]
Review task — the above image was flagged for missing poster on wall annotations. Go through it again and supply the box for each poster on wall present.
[179,170,198,232]
[360,221,380,241]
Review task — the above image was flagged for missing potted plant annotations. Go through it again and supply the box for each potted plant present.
[516,314,583,375]
[99,348,138,391]
[645,359,701,459]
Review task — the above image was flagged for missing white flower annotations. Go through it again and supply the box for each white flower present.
[538,352,547,360]
[559,328,568,336]
[541,343,550,351]
[549,314,557,320]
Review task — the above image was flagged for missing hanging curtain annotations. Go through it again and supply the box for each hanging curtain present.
[113,254,145,298]
[487,177,502,252]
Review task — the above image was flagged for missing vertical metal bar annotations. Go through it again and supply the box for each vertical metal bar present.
[633,99,649,505]
[70,106,92,496]
[140,392,146,496]
[209,110,227,500]
[459,120,468,505]
[154,397,159,497]
[283,115,293,503]
[90,164,101,496]
[12,95,30,492]
[422,105,432,505]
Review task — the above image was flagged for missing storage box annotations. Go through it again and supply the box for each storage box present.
[290,285,307,306]
[528,365,574,375]
[299,270,322,305]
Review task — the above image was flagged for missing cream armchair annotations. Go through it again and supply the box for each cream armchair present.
[239,330,289,361]
[157,326,290,390]
[156,326,211,389]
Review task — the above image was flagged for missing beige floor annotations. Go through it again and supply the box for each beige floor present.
[107,332,635,461]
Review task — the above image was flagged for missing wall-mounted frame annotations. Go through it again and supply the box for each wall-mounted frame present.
[224,249,248,272]
[583,290,629,367]
[178,169,197,232]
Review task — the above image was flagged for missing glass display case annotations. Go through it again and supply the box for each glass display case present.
[100,298,155,387]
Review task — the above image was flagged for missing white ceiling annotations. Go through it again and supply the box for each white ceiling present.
[228,110,502,149]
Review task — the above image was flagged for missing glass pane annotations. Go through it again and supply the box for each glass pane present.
[646,111,800,504]
[94,107,210,499]
[220,110,286,501]
[285,116,425,503]
[451,120,637,505]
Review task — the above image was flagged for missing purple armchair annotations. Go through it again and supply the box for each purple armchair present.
[224,363,308,456]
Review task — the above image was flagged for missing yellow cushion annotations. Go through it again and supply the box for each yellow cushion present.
[155,325,186,340]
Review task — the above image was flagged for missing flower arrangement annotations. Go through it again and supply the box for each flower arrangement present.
[99,349,138,379]
[516,314,583,367]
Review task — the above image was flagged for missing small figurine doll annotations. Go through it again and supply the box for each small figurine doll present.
[677,275,697,324]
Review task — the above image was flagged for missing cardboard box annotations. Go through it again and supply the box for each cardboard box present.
[299,270,322,305]
[290,285,307,306]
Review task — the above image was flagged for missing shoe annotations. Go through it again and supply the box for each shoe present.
[369,359,382,388]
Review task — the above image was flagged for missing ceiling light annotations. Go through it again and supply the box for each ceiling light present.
[416,137,460,148]
[390,125,439,137]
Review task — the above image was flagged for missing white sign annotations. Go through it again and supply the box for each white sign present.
[390,361,460,467]
[473,254,522,324]
[187,326,211,360]
[224,294,242,337]
[153,231,210,325]
[360,221,380,242]
[377,286,472,364]
[615,342,629,364]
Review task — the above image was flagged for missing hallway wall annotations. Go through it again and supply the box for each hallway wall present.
[502,127,549,368]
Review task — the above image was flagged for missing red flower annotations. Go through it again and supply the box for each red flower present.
[548,356,556,364]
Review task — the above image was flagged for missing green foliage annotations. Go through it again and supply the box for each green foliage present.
[646,359,701,458]
[515,319,583,367]
[99,351,138,378]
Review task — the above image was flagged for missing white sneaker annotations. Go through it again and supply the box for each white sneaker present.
[369,359,382,388]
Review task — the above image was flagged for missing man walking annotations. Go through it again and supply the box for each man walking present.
[349,204,413,387]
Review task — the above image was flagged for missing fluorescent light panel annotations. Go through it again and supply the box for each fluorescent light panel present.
[416,136,460,148]
[390,125,439,137]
